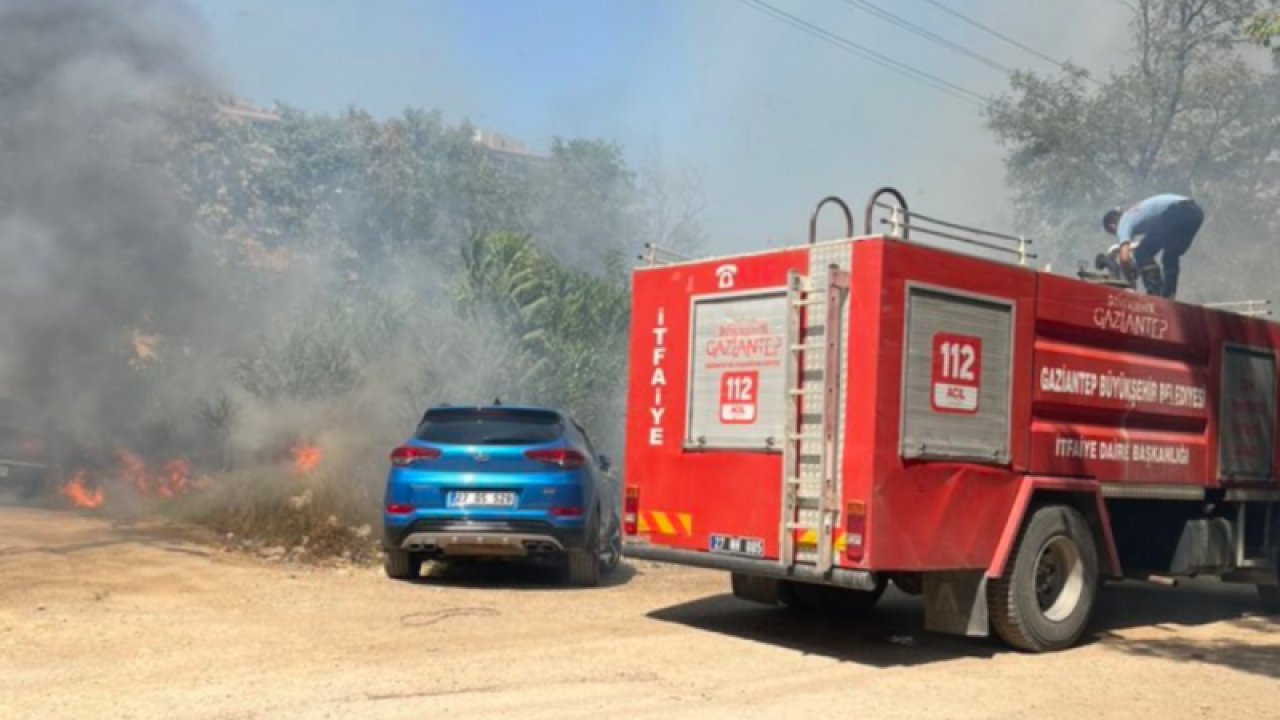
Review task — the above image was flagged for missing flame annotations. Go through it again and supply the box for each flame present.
[60,471,104,509]
[115,450,192,498]
[129,327,160,369]
[157,458,191,498]
[291,443,321,474]
[116,449,149,494]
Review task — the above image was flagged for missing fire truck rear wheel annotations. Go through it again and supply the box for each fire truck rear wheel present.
[988,504,1098,652]
[383,549,423,581]
[779,576,888,616]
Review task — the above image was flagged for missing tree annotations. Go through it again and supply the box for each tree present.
[637,156,708,256]
[1246,7,1280,50]
[457,232,630,446]
[530,138,640,266]
[987,0,1279,301]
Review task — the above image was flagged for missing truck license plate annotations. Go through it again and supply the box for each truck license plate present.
[447,491,516,508]
[710,534,764,557]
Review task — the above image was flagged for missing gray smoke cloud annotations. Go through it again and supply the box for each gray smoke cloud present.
[0,0,220,457]
[0,0,634,512]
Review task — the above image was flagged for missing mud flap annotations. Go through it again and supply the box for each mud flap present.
[923,571,989,637]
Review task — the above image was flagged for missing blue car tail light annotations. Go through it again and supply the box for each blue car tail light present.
[524,448,586,469]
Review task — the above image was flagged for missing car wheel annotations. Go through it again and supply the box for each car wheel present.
[384,549,423,581]
[988,504,1099,652]
[566,510,602,587]
[599,512,622,575]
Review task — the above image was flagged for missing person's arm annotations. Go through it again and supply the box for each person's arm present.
[1115,204,1149,245]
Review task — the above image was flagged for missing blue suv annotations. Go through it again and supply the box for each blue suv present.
[382,405,622,586]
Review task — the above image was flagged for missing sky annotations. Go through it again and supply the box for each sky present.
[189,0,1133,255]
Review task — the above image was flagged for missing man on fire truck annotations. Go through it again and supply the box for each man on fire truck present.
[1100,193,1204,299]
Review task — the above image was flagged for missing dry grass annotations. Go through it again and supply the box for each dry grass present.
[166,460,384,563]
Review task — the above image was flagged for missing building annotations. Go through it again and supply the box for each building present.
[472,129,548,174]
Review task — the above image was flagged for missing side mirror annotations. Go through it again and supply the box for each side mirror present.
[598,455,612,472]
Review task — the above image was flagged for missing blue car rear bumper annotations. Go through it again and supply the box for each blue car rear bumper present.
[382,514,590,555]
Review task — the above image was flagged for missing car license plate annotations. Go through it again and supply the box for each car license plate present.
[710,534,764,557]
[447,491,516,508]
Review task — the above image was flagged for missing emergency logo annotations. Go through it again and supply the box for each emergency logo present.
[931,332,982,414]
[715,264,738,289]
[719,371,758,424]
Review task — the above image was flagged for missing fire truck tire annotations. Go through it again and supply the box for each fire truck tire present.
[988,505,1099,652]
[383,549,423,580]
[565,510,603,587]
[779,576,888,616]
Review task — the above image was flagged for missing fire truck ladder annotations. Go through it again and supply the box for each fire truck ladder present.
[780,265,849,575]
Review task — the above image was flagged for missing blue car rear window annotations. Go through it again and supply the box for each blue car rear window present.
[415,409,564,445]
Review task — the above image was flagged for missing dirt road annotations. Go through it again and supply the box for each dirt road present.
[1,507,1278,719]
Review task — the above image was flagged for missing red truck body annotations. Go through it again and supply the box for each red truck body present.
[623,221,1280,651]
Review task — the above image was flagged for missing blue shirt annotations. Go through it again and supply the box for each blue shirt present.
[1115,194,1190,245]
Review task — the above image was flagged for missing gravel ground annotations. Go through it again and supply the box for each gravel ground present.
[1,507,1277,719]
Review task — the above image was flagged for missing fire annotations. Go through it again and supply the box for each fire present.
[128,327,160,369]
[60,471,104,509]
[115,450,192,498]
[56,451,203,509]
[291,443,322,474]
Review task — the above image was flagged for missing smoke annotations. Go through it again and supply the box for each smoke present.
[663,0,1132,252]
[0,0,220,455]
[0,0,641,526]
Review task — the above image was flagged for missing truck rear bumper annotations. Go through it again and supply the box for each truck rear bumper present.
[624,539,878,591]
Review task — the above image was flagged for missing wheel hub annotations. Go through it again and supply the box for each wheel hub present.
[1034,536,1085,622]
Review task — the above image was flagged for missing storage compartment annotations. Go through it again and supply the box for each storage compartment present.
[900,286,1014,463]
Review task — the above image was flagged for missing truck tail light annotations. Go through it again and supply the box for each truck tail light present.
[525,448,586,469]
[845,500,866,562]
[390,446,441,466]
[624,486,640,535]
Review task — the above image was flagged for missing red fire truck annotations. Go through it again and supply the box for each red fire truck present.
[622,189,1280,652]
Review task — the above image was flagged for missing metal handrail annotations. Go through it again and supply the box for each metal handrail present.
[809,196,854,244]
[1204,299,1272,317]
[863,187,909,242]
[864,188,1033,265]
[876,219,1038,262]
[872,202,1031,245]
[639,242,691,266]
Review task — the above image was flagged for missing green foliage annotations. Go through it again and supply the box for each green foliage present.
[457,232,630,437]
[158,99,692,466]
[1246,9,1280,50]
[986,0,1280,299]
